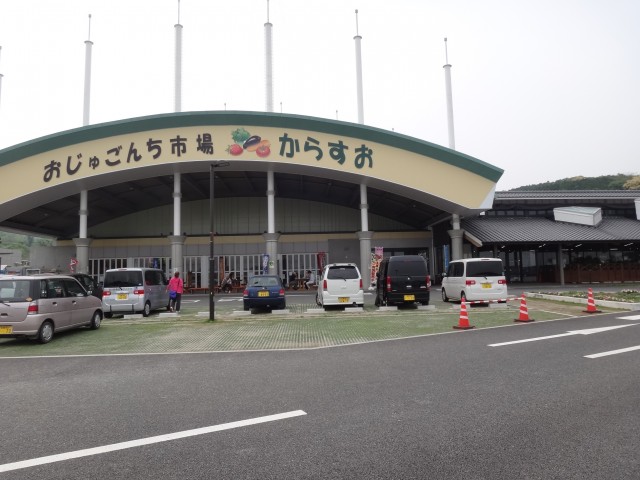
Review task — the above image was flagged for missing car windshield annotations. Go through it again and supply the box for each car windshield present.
[389,260,427,276]
[248,276,280,287]
[466,261,503,277]
[0,280,31,301]
[327,266,359,280]
[104,271,143,288]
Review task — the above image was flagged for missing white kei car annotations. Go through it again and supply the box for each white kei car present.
[316,263,364,310]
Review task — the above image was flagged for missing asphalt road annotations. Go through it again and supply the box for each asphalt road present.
[1,309,639,479]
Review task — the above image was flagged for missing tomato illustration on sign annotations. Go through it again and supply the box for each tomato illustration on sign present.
[256,143,271,158]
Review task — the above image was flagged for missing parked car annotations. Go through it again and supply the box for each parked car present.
[243,275,286,311]
[71,273,103,299]
[441,257,508,303]
[0,274,103,344]
[375,255,431,307]
[316,263,364,310]
[101,268,169,317]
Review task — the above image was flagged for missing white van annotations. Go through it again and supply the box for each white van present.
[102,268,169,317]
[441,258,508,303]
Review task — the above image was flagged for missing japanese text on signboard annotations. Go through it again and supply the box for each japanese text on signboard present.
[41,130,374,183]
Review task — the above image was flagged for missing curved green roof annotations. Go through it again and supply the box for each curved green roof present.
[0,111,503,182]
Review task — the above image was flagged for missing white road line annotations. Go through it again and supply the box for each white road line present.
[489,332,574,346]
[0,410,307,473]
[488,324,635,347]
[616,315,640,321]
[585,345,640,359]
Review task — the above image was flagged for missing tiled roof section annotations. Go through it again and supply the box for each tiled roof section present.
[496,190,640,200]
[462,216,640,243]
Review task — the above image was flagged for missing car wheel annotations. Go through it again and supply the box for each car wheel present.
[243,305,250,311]
[421,301,429,306]
[374,294,380,307]
[142,302,151,317]
[441,288,449,302]
[316,293,322,306]
[36,321,54,344]
[104,312,113,319]
[90,311,102,330]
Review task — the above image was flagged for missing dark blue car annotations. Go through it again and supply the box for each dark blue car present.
[243,275,286,312]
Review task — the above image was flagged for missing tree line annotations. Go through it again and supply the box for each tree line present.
[510,174,640,191]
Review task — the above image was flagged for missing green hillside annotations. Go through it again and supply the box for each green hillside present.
[510,174,640,191]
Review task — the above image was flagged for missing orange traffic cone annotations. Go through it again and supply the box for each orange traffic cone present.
[583,288,602,313]
[514,294,534,322]
[453,298,475,330]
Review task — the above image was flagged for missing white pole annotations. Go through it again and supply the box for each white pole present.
[443,38,455,150]
[354,10,364,124]
[174,4,183,113]
[83,15,93,126]
[264,0,274,112]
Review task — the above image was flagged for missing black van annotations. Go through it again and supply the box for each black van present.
[375,255,431,306]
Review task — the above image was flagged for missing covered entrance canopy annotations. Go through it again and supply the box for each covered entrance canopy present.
[0,111,502,239]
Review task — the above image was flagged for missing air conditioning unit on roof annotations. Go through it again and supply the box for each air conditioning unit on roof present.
[553,206,602,226]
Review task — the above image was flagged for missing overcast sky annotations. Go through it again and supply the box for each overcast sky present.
[1,0,638,191]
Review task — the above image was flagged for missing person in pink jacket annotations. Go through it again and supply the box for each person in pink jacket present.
[167,271,184,312]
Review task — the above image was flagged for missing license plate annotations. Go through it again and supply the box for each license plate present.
[338,297,349,303]
[117,293,128,300]
[481,283,492,289]
[404,294,415,301]
[0,326,13,334]
[258,291,269,297]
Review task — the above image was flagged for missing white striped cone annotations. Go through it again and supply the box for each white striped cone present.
[453,298,475,330]
[514,294,534,322]
[583,288,602,313]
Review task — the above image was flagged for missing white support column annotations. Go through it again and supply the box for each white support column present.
[173,173,181,237]
[170,173,184,273]
[448,213,464,261]
[265,171,278,274]
[73,190,91,274]
[358,184,373,289]
[79,190,88,239]
[267,171,275,234]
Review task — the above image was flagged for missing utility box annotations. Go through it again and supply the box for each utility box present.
[553,206,602,226]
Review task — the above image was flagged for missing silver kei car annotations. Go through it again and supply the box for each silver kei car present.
[0,274,103,344]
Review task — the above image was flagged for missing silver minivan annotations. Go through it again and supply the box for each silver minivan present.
[0,275,103,343]
[441,258,508,303]
[102,268,169,317]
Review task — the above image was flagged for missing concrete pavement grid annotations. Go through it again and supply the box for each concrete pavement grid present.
[0,297,627,357]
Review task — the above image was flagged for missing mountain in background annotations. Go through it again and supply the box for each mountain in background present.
[509,173,640,191]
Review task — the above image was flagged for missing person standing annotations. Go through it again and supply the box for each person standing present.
[167,271,184,312]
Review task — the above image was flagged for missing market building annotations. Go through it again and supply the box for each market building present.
[1,114,639,287]
[0,110,501,289]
